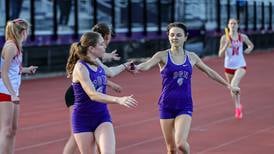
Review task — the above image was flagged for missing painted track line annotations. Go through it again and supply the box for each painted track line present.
[197,126,274,153]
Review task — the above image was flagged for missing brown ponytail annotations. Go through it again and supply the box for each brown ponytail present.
[66,32,101,78]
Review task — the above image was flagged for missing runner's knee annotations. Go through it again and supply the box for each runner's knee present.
[99,150,115,154]
[166,144,176,153]
[99,146,115,154]
[0,126,16,138]
[176,140,189,153]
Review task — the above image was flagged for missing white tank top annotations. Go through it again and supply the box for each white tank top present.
[224,33,246,69]
[0,41,22,96]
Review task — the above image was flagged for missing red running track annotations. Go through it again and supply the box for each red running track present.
[15,51,274,154]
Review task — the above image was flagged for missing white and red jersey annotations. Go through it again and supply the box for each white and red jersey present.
[224,33,246,69]
[0,41,22,96]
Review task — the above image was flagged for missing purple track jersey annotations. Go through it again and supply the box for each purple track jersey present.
[158,50,193,112]
[72,61,111,133]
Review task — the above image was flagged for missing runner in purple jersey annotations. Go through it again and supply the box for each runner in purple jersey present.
[135,22,239,154]
[63,23,122,154]
[66,31,137,154]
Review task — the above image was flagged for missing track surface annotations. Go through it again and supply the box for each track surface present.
[15,51,274,154]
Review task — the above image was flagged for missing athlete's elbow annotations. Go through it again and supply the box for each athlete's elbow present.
[107,70,115,78]
[108,73,115,78]
[250,45,254,51]
[218,51,224,57]
[138,67,146,72]
[88,92,101,102]
[140,65,151,71]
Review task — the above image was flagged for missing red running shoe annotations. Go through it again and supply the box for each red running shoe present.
[235,105,243,119]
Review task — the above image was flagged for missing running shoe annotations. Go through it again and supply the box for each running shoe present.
[235,104,243,119]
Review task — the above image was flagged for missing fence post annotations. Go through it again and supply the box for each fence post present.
[30,0,35,41]
[216,0,221,33]
[143,0,147,36]
[261,2,265,30]
[52,0,58,40]
[5,0,10,22]
[268,2,272,31]
[244,1,248,31]
[92,0,97,26]
[253,1,257,31]
[236,0,240,20]
[157,0,162,35]
[127,0,132,37]
[226,0,230,22]
[73,0,79,39]
[111,0,116,35]
[171,0,175,23]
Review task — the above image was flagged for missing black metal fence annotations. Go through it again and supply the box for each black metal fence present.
[215,0,273,32]
[0,0,273,73]
[0,0,273,47]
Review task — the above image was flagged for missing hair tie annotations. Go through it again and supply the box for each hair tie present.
[77,42,81,47]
